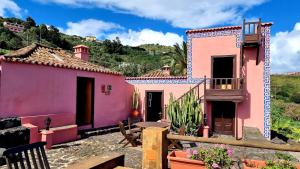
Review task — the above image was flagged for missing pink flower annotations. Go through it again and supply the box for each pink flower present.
[227,148,233,156]
[212,163,220,169]
[192,149,198,155]
[220,144,226,149]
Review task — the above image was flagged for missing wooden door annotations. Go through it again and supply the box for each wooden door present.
[76,77,94,126]
[212,101,235,135]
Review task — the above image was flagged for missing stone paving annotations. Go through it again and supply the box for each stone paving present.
[1,131,299,169]
[46,132,142,169]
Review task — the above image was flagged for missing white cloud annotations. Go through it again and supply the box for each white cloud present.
[271,23,300,73]
[107,29,183,46]
[34,0,266,28]
[0,0,21,17]
[59,19,123,38]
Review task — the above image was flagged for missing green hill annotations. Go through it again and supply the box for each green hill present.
[271,75,300,141]
[0,17,177,77]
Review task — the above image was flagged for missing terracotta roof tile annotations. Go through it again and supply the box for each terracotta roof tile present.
[125,69,186,80]
[1,43,121,76]
[141,69,170,77]
[186,22,273,34]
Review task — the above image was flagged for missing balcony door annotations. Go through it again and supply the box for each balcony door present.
[211,56,236,89]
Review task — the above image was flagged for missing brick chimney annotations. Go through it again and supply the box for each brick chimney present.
[162,65,171,76]
[73,45,89,61]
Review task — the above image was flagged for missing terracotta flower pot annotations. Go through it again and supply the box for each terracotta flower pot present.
[130,109,140,117]
[167,151,206,169]
[242,159,266,169]
[243,159,300,169]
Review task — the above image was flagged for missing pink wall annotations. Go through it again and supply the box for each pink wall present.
[133,83,197,120]
[238,47,265,135]
[190,32,265,137]
[0,62,133,128]
[191,35,241,79]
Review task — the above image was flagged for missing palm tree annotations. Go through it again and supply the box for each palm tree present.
[172,41,187,75]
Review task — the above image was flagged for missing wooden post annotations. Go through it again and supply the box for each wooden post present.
[142,127,168,169]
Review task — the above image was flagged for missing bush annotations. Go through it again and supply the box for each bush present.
[290,92,300,104]
[284,103,300,121]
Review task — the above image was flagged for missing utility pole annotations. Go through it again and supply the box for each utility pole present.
[40,26,42,44]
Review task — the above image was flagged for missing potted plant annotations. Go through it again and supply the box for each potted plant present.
[243,159,266,169]
[168,144,233,169]
[130,88,140,117]
[243,152,300,169]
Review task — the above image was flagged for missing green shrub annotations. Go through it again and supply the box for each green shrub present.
[290,92,300,104]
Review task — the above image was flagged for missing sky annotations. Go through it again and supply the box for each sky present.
[0,0,300,73]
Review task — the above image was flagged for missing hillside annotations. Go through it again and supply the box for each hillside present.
[271,75,300,141]
[0,16,177,77]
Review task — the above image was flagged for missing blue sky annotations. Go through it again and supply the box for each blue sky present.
[0,0,300,73]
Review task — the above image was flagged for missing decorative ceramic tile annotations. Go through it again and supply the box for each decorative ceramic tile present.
[262,26,271,139]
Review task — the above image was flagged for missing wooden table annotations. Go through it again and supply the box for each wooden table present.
[135,122,169,129]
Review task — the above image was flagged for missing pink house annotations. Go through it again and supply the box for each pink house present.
[0,19,272,146]
[126,19,272,139]
[0,43,133,147]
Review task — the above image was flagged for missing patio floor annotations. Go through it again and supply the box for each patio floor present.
[1,131,299,169]
[48,132,299,169]
[46,132,142,169]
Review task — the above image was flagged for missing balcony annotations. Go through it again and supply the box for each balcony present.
[205,78,245,102]
[243,18,262,45]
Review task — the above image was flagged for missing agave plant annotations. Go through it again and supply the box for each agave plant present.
[167,91,202,136]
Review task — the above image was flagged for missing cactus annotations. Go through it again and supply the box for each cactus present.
[167,90,202,136]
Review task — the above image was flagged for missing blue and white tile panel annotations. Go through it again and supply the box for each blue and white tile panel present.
[262,26,271,139]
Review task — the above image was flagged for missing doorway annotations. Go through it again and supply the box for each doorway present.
[212,101,235,135]
[76,77,94,127]
[146,92,163,121]
[212,56,235,78]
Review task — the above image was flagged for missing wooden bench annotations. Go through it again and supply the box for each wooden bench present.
[65,153,125,169]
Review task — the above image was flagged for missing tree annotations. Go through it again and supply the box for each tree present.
[48,25,61,46]
[163,41,187,75]
[39,24,48,39]
[23,17,36,29]
[103,37,124,54]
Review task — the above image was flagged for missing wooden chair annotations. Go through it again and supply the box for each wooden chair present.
[118,122,140,148]
[127,117,142,134]
[2,142,50,169]
[168,126,184,150]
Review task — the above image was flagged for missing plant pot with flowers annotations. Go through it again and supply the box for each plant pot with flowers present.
[168,144,234,169]
[130,88,140,117]
[243,152,300,169]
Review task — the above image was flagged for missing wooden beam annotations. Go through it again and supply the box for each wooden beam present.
[167,134,300,152]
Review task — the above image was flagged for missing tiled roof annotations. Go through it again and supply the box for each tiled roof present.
[186,22,273,34]
[125,69,187,80]
[141,69,170,77]
[1,43,121,76]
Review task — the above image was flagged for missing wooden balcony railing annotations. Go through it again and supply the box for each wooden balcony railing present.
[207,78,244,90]
[243,18,262,44]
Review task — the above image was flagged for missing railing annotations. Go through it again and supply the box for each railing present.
[207,78,244,90]
[176,78,205,102]
[243,18,262,43]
